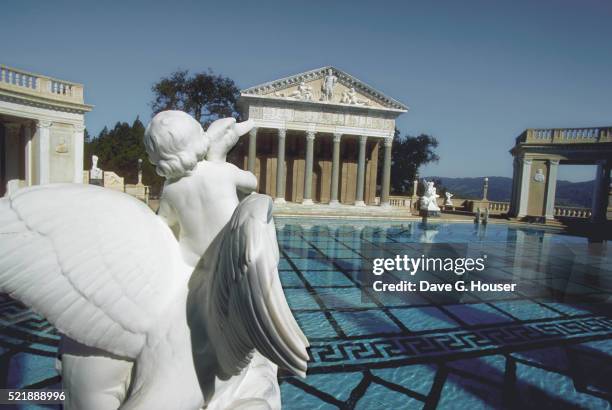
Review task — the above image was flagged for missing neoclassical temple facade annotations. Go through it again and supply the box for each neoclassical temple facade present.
[0,65,92,196]
[236,66,407,206]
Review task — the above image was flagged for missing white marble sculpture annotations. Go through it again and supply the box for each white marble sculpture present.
[321,68,337,102]
[444,191,454,206]
[534,168,545,183]
[90,154,103,179]
[340,87,369,106]
[0,111,308,410]
[420,179,441,214]
[289,81,313,101]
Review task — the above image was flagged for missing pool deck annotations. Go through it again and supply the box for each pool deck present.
[271,202,567,229]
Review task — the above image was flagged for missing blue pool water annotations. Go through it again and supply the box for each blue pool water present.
[1,220,611,409]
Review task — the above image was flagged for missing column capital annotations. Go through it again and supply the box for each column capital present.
[520,157,532,165]
[333,133,342,143]
[383,138,393,147]
[359,135,368,144]
[547,159,560,166]
[37,120,53,129]
[277,128,287,139]
[306,130,316,141]
[249,127,258,136]
[73,123,86,132]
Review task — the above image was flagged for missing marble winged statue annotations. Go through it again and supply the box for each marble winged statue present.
[0,111,309,410]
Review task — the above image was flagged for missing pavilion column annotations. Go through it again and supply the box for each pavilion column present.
[329,133,342,205]
[591,160,611,223]
[380,137,392,207]
[24,123,33,186]
[509,157,520,216]
[73,123,85,183]
[517,157,532,218]
[247,127,257,173]
[274,128,287,204]
[355,135,367,206]
[302,130,316,205]
[35,120,52,185]
[544,159,559,220]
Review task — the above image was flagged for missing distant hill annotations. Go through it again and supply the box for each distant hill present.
[427,176,594,208]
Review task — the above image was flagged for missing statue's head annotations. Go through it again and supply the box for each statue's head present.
[206,117,254,162]
[327,68,333,75]
[144,110,208,179]
[92,155,98,166]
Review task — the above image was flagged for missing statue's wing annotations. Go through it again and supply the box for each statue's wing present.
[188,194,308,398]
[0,184,184,359]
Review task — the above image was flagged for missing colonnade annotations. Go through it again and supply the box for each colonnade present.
[246,127,393,206]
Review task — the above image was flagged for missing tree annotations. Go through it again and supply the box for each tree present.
[379,129,439,195]
[150,69,240,126]
[85,118,165,195]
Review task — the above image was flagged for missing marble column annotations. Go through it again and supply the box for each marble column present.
[517,157,532,217]
[355,135,367,206]
[24,123,33,186]
[544,159,559,220]
[247,127,257,173]
[330,133,342,205]
[274,128,287,204]
[73,123,85,183]
[591,160,611,223]
[302,130,316,205]
[36,120,52,185]
[380,138,392,207]
[509,158,520,216]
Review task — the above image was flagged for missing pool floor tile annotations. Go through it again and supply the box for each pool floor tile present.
[444,303,514,325]
[283,289,321,310]
[316,288,377,309]
[389,306,459,332]
[294,311,338,339]
[301,270,355,287]
[332,310,401,336]
[491,300,562,321]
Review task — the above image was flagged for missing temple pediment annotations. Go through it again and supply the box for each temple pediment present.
[241,66,408,112]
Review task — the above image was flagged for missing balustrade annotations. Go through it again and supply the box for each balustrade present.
[0,64,83,103]
[553,206,592,218]
[522,127,612,144]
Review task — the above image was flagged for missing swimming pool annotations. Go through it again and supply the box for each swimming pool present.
[1,220,611,409]
[275,220,612,409]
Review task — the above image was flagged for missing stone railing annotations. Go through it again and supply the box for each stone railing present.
[488,201,510,213]
[374,195,412,207]
[554,206,592,218]
[468,200,510,214]
[0,65,85,104]
[517,127,612,145]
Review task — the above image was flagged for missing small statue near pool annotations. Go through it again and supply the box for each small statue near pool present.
[420,179,441,217]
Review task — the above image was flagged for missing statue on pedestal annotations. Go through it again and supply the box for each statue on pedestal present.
[420,179,441,216]
[444,191,454,207]
[0,111,309,410]
[90,155,103,180]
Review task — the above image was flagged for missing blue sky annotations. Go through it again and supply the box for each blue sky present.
[3,0,611,181]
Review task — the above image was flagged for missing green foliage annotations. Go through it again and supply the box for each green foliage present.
[84,118,164,195]
[380,129,440,194]
[150,69,240,126]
